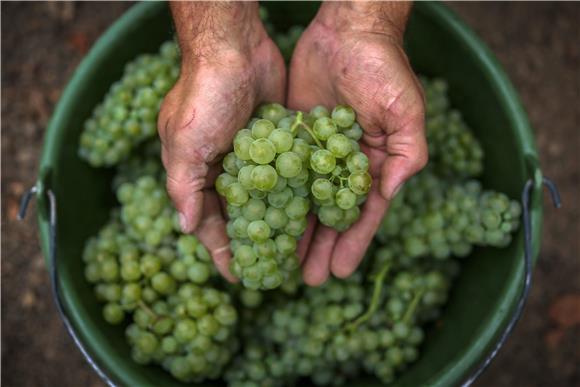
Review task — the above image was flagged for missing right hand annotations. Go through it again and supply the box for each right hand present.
[158,22,286,281]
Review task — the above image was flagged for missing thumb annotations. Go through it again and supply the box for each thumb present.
[380,114,428,199]
[377,82,428,199]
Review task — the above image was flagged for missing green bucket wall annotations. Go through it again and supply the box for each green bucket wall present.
[35,2,545,386]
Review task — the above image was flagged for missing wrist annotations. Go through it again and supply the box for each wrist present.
[171,2,268,66]
[314,1,411,41]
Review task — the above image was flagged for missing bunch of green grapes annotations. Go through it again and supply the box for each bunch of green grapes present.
[357,265,453,383]
[421,76,450,118]
[78,41,179,167]
[228,256,455,386]
[303,105,371,231]
[216,103,371,290]
[112,139,163,189]
[377,170,521,260]
[83,213,239,382]
[116,175,177,250]
[225,339,289,387]
[422,78,484,178]
[125,282,238,382]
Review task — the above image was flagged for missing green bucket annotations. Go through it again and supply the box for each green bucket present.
[22,2,560,387]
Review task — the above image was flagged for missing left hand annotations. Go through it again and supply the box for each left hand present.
[287,2,428,285]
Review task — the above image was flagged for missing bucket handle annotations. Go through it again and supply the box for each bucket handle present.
[18,186,116,387]
[461,177,561,387]
[19,177,561,387]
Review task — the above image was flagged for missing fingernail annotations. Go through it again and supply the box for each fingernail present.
[179,212,190,233]
[390,183,404,200]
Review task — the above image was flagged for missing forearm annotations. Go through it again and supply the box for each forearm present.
[170,2,267,62]
[316,1,411,39]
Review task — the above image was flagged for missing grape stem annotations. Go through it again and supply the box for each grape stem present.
[346,261,391,331]
[402,287,425,324]
[138,300,160,321]
[290,112,324,148]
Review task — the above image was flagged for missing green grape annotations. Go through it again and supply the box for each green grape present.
[242,198,267,221]
[348,172,372,195]
[269,129,294,153]
[326,133,352,158]
[311,178,334,200]
[276,152,303,178]
[151,272,176,295]
[234,135,254,161]
[292,185,310,198]
[253,239,277,259]
[343,206,361,225]
[318,205,344,227]
[259,103,287,125]
[239,289,263,308]
[250,138,277,164]
[482,210,502,229]
[238,165,256,190]
[251,119,275,139]
[231,216,250,238]
[103,303,125,324]
[247,220,271,242]
[310,150,336,174]
[331,105,356,128]
[225,183,249,206]
[268,187,293,209]
[140,254,161,277]
[287,168,309,188]
[292,139,312,162]
[264,207,289,229]
[215,173,237,195]
[284,218,307,237]
[121,261,141,282]
[275,234,297,255]
[136,332,159,355]
[310,105,329,119]
[284,197,310,220]
[249,189,268,199]
[278,116,295,130]
[346,152,369,173]
[121,282,141,304]
[343,122,363,141]
[335,188,357,210]
[187,262,210,284]
[271,175,288,192]
[313,117,337,140]
[250,165,278,191]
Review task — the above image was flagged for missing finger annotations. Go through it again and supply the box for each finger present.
[162,143,209,233]
[194,190,237,283]
[297,213,317,263]
[302,225,338,286]
[330,185,389,278]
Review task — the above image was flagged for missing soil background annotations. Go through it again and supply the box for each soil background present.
[2,2,579,387]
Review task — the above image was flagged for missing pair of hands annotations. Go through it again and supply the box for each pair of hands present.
[158,2,427,286]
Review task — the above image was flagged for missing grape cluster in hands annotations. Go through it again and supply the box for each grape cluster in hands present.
[216,104,372,290]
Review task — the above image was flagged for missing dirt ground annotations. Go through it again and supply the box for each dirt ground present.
[2,2,579,387]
